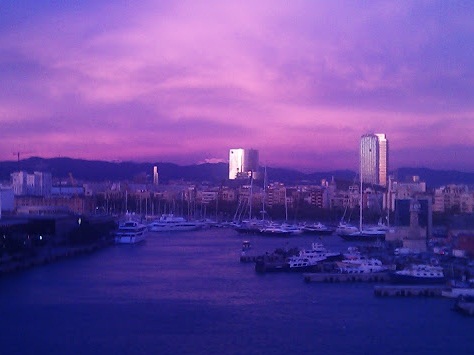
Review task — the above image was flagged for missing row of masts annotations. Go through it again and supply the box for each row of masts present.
[245,166,289,223]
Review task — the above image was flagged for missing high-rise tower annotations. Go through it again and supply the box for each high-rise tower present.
[360,133,388,187]
[229,148,259,179]
[153,166,159,185]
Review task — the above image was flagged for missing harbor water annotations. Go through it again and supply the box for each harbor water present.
[0,228,472,355]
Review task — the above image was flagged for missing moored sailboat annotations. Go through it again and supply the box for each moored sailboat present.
[339,171,386,242]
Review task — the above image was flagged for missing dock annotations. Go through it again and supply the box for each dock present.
[373,285,444,297]
[304,272,390,283]
[240,254,259,263]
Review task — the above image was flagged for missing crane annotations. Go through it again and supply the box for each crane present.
[12,151,32,169]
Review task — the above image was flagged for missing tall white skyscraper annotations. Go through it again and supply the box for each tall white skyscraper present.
[375,133,388,187]
[153,166,159,185]
[229,148,259,179]
[360,133,388,187]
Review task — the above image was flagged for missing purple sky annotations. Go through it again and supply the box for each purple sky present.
[1,1,473,172]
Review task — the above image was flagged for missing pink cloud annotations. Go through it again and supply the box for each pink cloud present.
[0,1,473,172]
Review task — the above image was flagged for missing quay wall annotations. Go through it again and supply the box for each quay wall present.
[304,272,390,283]
[374,285,444,297]
[0,239,113,276]
[0,214,117,277]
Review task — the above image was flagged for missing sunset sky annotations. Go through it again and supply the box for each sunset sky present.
[1,1,473,172]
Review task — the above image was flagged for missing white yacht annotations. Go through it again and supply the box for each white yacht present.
[148,214,202,232]
[115,221,147,244]
[335,222,359,236]
[337,258,388,274]
[259,222,294,236]
[286,243,340,271]
[302,222,335,235]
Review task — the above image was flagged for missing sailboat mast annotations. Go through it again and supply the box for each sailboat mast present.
[359,170,363,231]
[262,166,267,222]
[249,172,253,220]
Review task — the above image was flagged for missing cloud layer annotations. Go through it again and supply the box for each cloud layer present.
[1,0,473,172]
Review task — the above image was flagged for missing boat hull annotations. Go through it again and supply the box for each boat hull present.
[389,273,446,285]
[115,234,147,244]
[303,228,335,236]
[453,296,474,316]
[339,233,385,242]
[259,229,293,237]
[149,224,201,232]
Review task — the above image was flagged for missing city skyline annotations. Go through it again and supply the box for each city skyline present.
[1,1,474,172]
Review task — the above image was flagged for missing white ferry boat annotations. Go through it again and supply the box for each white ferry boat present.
[115,221,147,244]
[148,214,202,232]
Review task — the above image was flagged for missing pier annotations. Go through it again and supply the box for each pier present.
[373,285,444,297]
[304,272,390,283]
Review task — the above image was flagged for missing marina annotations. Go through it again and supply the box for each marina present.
[147,214,203,232]
[0,226,473,355]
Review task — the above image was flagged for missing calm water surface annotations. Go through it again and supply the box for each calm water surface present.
[0,229,472,355]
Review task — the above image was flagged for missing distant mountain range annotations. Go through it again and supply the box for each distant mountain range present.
[0,157,473,188]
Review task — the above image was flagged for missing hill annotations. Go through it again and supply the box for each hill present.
[0,157,473,188]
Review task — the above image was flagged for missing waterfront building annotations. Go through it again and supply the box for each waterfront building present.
[10,171,28,195]
[360,133,388,187]
[302,186,329,209]
[15,195,92,215]
[153,166,159,185]
[329,183,359,211]
[0,187,14,218]
[266,183,287,207]
[51,186,85,197]
[433,184,473,213]
[11,171,52,196]
[220,187,237,202]
[228,148,259,180]
[198,189,219,204]
[386,198,430,252]
[385,175,427,212]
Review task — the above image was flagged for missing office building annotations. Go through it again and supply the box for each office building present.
[153,166,159,185]
[229,148,259,179]
[360,133,388,187]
